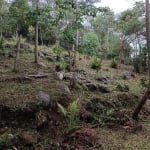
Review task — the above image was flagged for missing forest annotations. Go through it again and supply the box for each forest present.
[0,0,150,149]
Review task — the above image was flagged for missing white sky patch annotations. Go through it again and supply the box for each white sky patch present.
[96,0,144,14]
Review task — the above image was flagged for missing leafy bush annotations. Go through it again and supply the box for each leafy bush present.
[57,99,80,132]
[55,58,67,71]
[110,57,117,68]
[116,82,129,92]
[0,134,15,148]
[91,56,102,70]
[0,37,5,50]
[82,32,99,56]
[52,46,64,60]
[133,47,147,73]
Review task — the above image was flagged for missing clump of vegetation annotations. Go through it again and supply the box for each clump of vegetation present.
[82,32,99,56]
[55,58,67,71]
[110,57,118,68]
[0,134,15,149]
[57,99,80,132]
[52,46,64,60]
[91,55,102,70]
[116,82,129,92]
[140,77,147,88]
[86,98,128,125]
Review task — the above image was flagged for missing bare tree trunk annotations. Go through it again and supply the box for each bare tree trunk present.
[117,39,124,69]
[34,0,39,63]
[0,16,2,38]
[132,0,150,119]
[13,34,21,72]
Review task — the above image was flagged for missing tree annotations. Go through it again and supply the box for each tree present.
[132,0,150,119]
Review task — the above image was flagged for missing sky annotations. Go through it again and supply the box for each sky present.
[96,0,144,14]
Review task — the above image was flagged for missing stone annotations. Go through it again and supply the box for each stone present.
[122,70,135,79]
[45,56,55,62]
[38,51,45,57]
[144,100,150,114]
[36,110,49,128]
[59,83,71,94]
[38,62,48,69]
[55,72,64,80]
[96,75,108,84]
[20,43,30,49]
[98,84,110,93]
[20,131,37,145]
[38,91,50,108]
[86,82,97,91]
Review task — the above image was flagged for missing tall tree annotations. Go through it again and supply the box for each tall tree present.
[132,0,150,119]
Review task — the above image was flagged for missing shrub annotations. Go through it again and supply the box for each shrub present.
[91,56,102,70]
[110,57,117,68]
[55,58,67,71]
[82,32,99,56]
[52,46,64,60]
[0,37,5,50]
[116,82,129,92]
[57,99,80,132]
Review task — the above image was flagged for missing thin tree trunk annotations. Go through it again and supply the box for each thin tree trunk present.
[0,16,2,38]
[13,34,21,72]
[35,21,38,63]
[117,39,124,69]
[132,0,150,119]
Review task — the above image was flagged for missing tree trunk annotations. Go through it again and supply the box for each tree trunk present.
[35,21,38,63]
[0,16,2,38]
[13,34,21,72]
[34,0,39,63]
[132,0,150,119]
[117,39,124,69]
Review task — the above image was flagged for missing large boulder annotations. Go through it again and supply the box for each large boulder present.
[38,91,51,108]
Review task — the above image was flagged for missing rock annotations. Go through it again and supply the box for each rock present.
[38,62,48,69]
[55,72,64,80]
[98,84,110,93]
[20,131,37,145]
[38,51,45,57]
[144,100,150,114]
[79,106,93,122]
[38,91,50,108]
[36,110,49,128]
[58,83,71,94]
[110,75,120,80]
[75,69,87,76]
[70,128,98,146]
[86,82,97,91]
[20,43,30,49]
[96,75,108,84]
[122,71,135,79]
[45,56,55,62]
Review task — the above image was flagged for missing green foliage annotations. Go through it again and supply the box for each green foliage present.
[91,55,102,70]
[140,77,147,88]
[82,32,99,56]
[116,82,129,92]
[57,99,80,132]
[52,46,64,60]
[0,37,5,50]
[55,58,67,72]
[133,47,147,73]
[0,134,15,148]
[110,57,117,68]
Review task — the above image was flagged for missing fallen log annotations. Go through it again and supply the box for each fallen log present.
[0,73,50,82]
